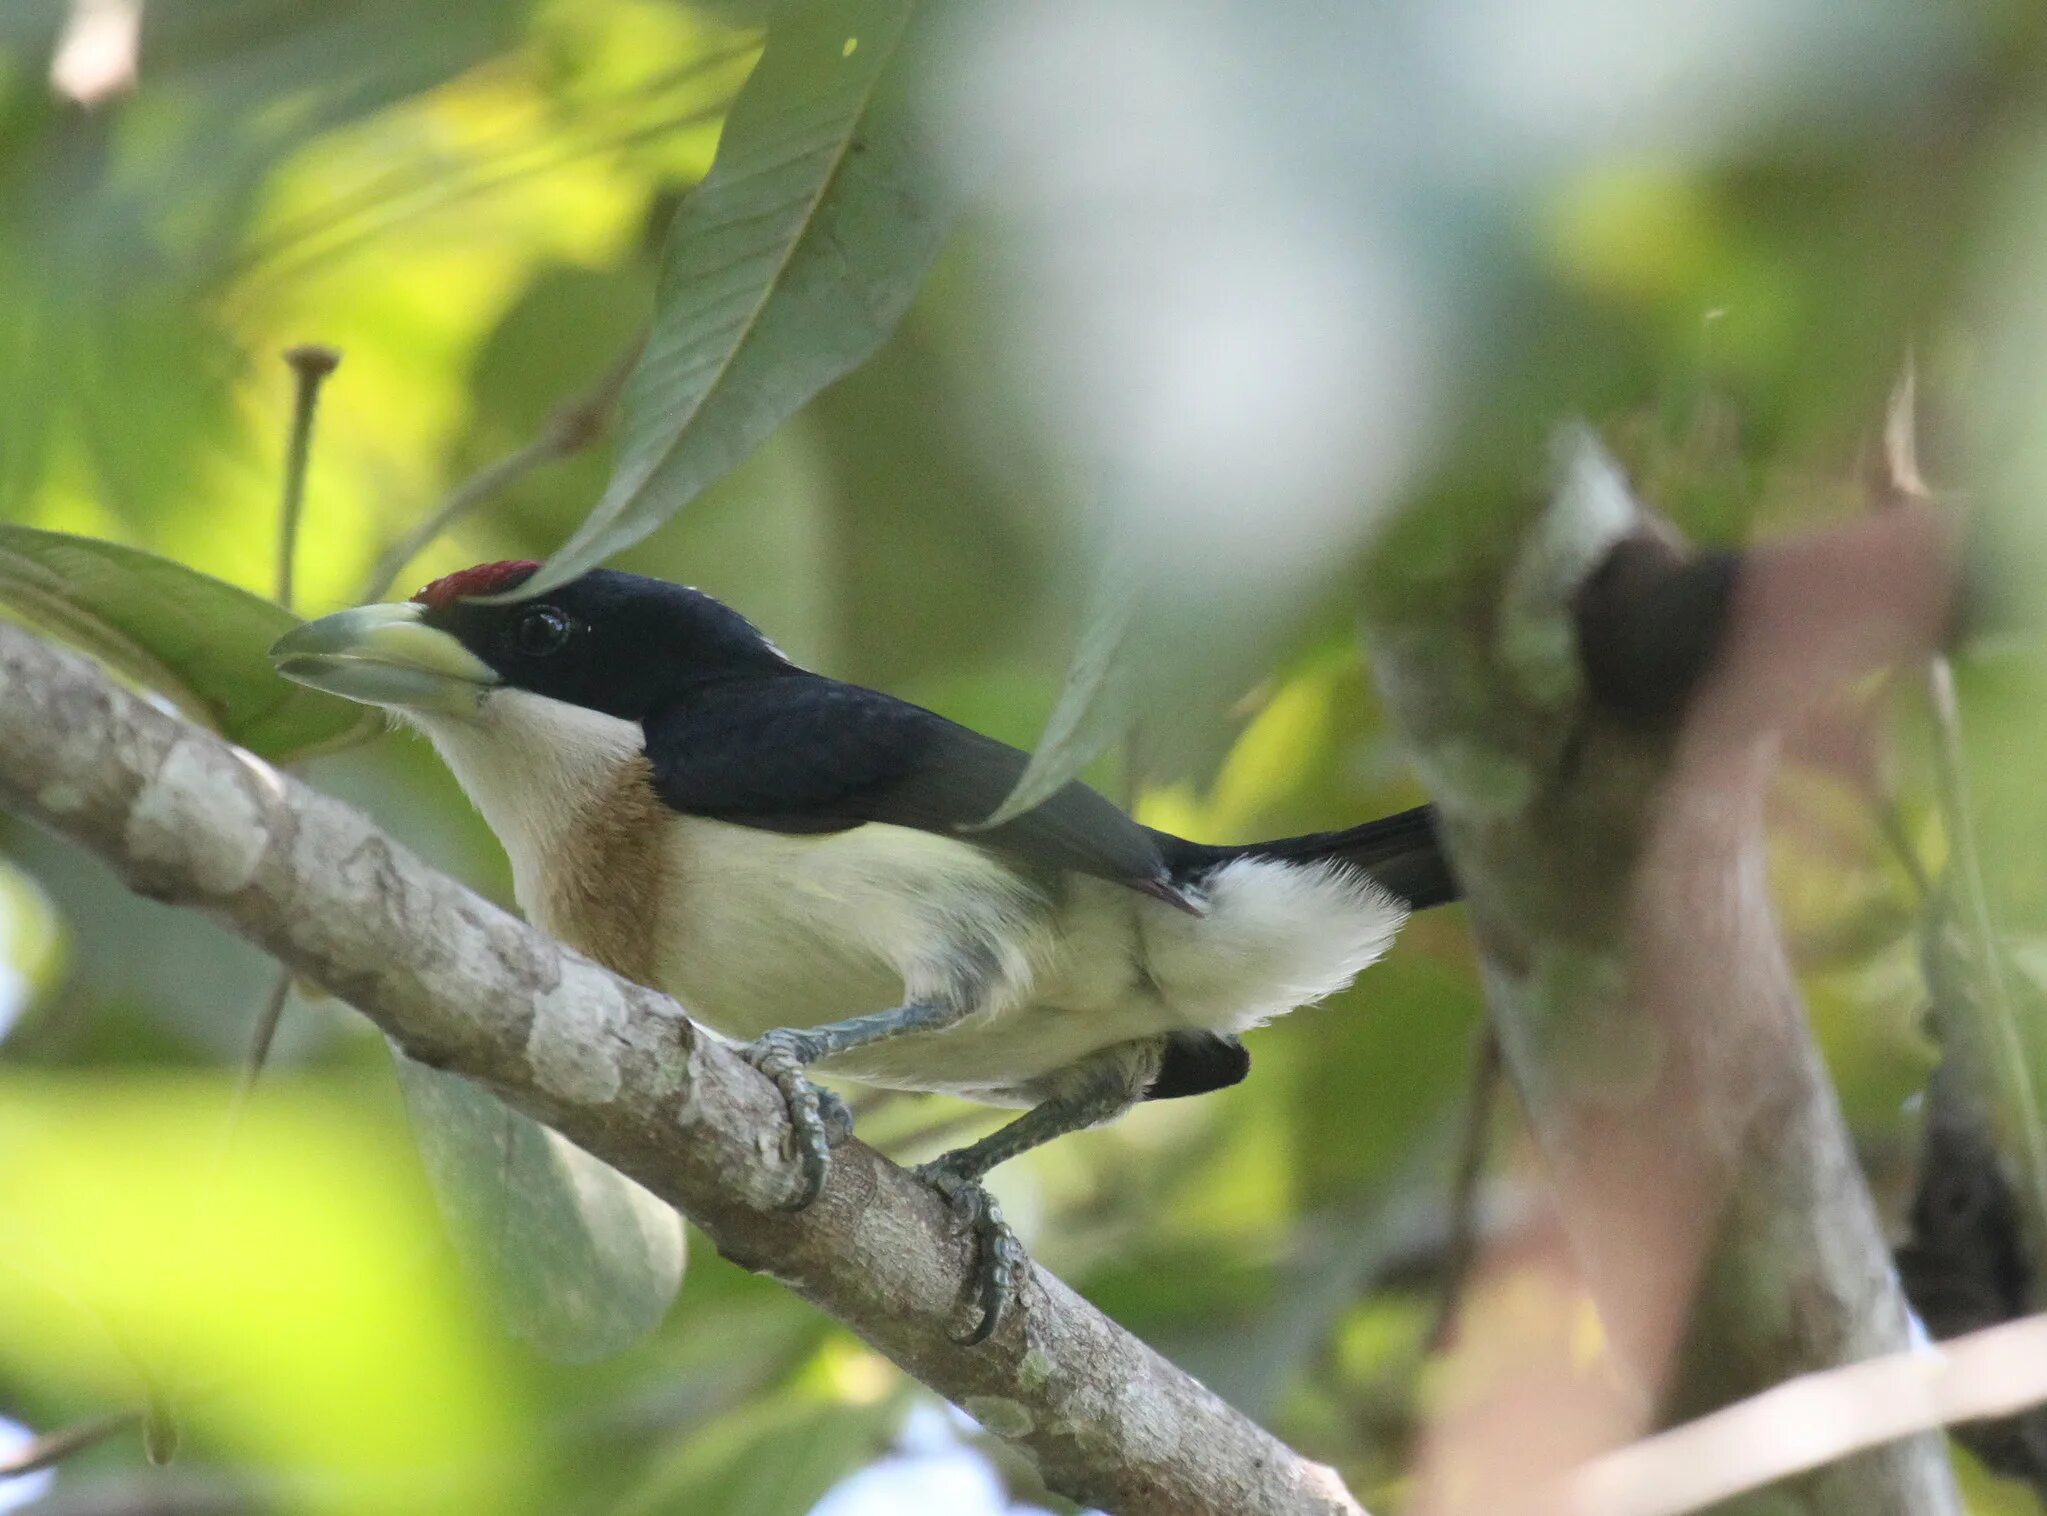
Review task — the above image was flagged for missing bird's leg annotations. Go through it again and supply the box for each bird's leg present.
[915,1166,1029,1348]
[913,1041,1160,1344]
[743,997,968,1211]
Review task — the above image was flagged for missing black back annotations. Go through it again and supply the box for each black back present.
[643,673,1180,895]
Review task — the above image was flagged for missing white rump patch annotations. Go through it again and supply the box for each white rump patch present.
[1145,857,1408,1034]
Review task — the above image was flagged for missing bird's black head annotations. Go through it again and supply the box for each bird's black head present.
[413,561,791,719]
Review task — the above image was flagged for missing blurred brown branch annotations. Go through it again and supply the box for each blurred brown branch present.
[1569,1308,2047,1516]
[0,620,1363,1516]
[1370,429,1960,1515]
[20,1479,254,1516]
[0,1411,136,1479]
[1425,1022,1501,1353]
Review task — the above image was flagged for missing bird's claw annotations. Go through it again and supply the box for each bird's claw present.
[914,1160,1027,1345]
[817,1084,855,1148]
[742,1029,850,1211]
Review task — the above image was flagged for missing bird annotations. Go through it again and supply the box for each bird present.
[271,560,1458,1340]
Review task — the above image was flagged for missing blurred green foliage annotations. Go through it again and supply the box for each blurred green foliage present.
[0,525,367,759]
[2,0,2047,1512]
[0,1076,529,1516]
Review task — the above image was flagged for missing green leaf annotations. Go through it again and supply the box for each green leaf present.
[0,526,370,763]
[393,1056,686,1363]
[614,1387,911,1516]
[523,0,957,597]
[978,545,1142,828]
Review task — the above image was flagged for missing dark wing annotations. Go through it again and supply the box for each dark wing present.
[643,674,1183,898]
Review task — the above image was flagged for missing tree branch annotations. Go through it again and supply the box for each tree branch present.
[0,620,1361,1516]
[1570,1307,2047,1516]
[0,1412,136,1479]
[1370,430,1961,1514]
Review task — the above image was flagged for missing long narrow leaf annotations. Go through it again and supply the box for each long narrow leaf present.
[0,527,370,763]
[523,0,955,597]
[978,546,1143,828]
[394,1057,686,1363]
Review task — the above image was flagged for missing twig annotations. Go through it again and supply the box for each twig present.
[235,345,349,1109]
[1425,1021,1501,1352]
[273,346,341,612]
[18,1471,256,1516]
[1568,1309,2047,1516]
[361,347,638,603]
[1921,659,2047,1259]
[142,350,348,1461]
[1878,364,2047,1286]
[138,1377,177,1468]
[226,965,294,1123]
[0,1411,136,1479]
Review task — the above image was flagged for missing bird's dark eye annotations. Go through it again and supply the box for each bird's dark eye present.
[515,606,572,658]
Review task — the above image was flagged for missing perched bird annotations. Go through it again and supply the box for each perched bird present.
[272,561,1457,1339]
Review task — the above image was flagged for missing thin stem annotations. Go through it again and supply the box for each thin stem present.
[226,965,295,1124]
[274,346,341,611]
[1924,657,2047,1277]
[360,345,638,603]
[139,1381,178,1468]
[1426,1020,1502,1352]
[1875,357,2047,1269]
[231,350,340,1115]
[0,1411,137,1478]
[1872,799,1932,903]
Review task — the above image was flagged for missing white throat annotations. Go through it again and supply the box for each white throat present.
[403,690,645,912]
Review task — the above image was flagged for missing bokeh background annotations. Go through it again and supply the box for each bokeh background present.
[2,0,2047,1512]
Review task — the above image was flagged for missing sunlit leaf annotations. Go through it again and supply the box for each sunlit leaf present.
[522,0,958,597]
[394,1057,686,1364]
[0,527,370,763]
[0,1075,527,1515]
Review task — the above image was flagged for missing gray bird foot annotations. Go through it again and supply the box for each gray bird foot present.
[741,1029,852,1210]
[914,1159,1027,1345]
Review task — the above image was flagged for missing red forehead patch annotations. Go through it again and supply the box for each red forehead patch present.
[411,560,540,609]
